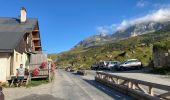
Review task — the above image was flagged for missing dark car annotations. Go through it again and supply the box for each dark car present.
[98,61,110,70]
[91,63,99,70]
[106,61,120,70]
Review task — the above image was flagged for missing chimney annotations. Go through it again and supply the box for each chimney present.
[20,7,27,23]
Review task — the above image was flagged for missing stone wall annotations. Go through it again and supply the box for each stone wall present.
[153,49,170,67]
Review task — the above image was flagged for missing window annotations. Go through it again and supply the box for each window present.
[114,62,118,64]
[125,61,129,64]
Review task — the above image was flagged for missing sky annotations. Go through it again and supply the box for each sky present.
[0,0,170,53]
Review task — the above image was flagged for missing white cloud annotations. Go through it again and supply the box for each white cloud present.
[96,6,170,34]
[136,0,149,8]
[96,24,117,34]
[116,7,170,30]
[97,26,110,34]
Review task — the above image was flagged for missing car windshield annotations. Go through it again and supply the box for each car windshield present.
[120,61,127,64]
[104,61,110,65]
[111,62,118,64]
[129,60,138,62]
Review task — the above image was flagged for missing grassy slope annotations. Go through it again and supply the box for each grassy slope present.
[48,24,170,69]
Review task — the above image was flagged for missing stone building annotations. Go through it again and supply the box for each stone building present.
[153,41,170,68]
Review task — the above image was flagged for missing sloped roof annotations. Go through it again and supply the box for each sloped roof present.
[0,17,38,52]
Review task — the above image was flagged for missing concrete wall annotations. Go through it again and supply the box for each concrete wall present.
[0,50,47,82]
[0,53,11,82]
[0,51,27,82]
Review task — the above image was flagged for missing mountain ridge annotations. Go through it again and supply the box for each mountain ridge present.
[75,21,170,48]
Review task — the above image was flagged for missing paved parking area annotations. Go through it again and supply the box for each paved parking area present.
[87,69,170,86]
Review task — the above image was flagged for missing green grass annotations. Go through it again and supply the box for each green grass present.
[153,40,170,51]
[27,79,49,87]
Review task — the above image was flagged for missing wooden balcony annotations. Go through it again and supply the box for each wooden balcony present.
[32,30,39,32]
[33,38,40,41]
[35,46,41,48]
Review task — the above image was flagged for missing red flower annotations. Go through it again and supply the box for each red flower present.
[32,68,40,76]
[41,62,47,68]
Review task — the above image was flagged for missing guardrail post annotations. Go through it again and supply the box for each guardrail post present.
[96,73,99,78]
[117,78,120,84]
[48,62,51,82]
[149,86,154,96]
[99,74,101,78]
[128,81,132,88]
[101,74,103,79]
[109,77,112,82]
[132,84,136,89]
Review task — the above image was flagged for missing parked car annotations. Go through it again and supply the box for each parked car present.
[106,61,120,70]
[77,70,87,76]
[98,61,110,69]
[91,63,99,70]
[115,59,143,71]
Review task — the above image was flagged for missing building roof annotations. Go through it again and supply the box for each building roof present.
[0,17,38,52]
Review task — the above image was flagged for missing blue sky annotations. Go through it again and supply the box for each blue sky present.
[0,0,170,53]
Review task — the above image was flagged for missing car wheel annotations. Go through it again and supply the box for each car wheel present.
[111,67,114,71]
[115,68,119,71]
[134,66,139,70]
[137,65,143,70]
[120,66,125,71]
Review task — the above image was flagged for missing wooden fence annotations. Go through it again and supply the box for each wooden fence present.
[95,71,170,100]
[29,63,52,82]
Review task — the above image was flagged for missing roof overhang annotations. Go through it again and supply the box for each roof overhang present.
[0,49,13,53]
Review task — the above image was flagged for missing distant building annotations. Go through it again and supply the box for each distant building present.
[0,7,42,82]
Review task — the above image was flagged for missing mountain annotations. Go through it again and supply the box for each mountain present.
[75,21,170,48]
[112,21,170,39]
[74,33,112,48]
[49,24,170,69]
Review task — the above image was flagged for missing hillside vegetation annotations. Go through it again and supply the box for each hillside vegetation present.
[48,24,170,69]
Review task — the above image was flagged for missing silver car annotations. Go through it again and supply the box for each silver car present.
[115,59,143,71]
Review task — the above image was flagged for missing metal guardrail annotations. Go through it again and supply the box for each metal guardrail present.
[95,71,170,100]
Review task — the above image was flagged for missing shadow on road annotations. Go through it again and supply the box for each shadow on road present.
[83,79,132,100]
[15,94,64,100]
[71,72,80,76]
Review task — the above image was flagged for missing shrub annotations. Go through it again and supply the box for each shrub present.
[153,40,170,51]
[150,67,170,75]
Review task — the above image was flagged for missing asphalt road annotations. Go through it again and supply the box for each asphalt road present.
[50,69,133,100]
[86,69,170,86]
[86,69,170,96]
[5,69,169,100]
[4,69,133,100]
